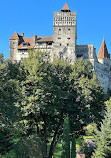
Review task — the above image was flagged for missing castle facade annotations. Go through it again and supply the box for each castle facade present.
[9,3,111,92]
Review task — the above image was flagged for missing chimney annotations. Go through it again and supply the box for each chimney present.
[33,34,37,45]
[21,32,24,37]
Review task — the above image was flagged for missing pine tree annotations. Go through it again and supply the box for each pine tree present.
[92,98,111,158]
[71,136,76,158]
[61,117,70,158]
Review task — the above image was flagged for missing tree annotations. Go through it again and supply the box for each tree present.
[0,116,13,155]
[18,50,105,158]
[0,54,20,155]
[18,50,72,158]
[61,117,70,158]
[69,60,105,127]
[71,136,76,158]
[92,98,111,158]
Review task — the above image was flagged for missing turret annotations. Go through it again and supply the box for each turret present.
[61,3,71,12]
[9,32,20,62]
[97,39,110,67]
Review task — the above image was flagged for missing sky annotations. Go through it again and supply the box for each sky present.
[0,0,111,59]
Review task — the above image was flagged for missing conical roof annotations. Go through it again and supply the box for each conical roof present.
[61,3,70,12]
[10,32,19,40]
[97,39,110,59]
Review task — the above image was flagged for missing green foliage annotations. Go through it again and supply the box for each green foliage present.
[18,50,73,157]
[70,60,105,127]
[85,123,97,135]
[0,54,21,155]
[0,122,13,155]
[61,117,70,158]
[12,51,104,157]
[14,135,42,158]
[92,98,111,158]
[0,52,105,158]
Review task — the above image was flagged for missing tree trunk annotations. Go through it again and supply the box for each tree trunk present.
[48,126,60,158]
[35,118,47,158]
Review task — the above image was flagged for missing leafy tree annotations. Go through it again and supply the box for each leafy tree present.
[70,60,105,127]
[0,54,20,155]
[92,98,111,158]
[18,50,72,158]
[61,117,70,158]
[18,51,105,158]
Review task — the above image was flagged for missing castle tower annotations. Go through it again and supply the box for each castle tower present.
[9,32,19,62]
[97,39,110,67]
[52,3,77,63]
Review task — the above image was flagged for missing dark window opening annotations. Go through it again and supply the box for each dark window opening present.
[60,44,61,46]
[47,42,52,45]
[67,43,69,46]
[77,54,83,58]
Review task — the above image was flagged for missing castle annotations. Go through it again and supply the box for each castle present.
[9,3,111,92]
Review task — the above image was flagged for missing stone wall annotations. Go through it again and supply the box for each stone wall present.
[95,62,110,92]
[9,39,19,62]
[52,11,77,63]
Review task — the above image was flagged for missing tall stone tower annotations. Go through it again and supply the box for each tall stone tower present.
[52,3,77,63]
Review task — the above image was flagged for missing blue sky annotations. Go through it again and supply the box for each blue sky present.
[0,0,111,58]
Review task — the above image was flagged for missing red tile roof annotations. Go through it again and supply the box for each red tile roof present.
[18,36,53,50]
[18,37,34,50]
[61,3,70,12]
[97,40,110,59]
[23,37,33,45]
[37,37,53,42]
[10,32,19,40]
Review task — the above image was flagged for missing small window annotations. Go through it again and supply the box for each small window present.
[67,43,69,46]
[77,54,83,58]
[59,29,61,31]
[67,38,70,40]
[60,44,61,46]
[58,38,61,39]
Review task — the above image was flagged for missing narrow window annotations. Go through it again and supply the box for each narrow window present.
[77,54,83,58]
